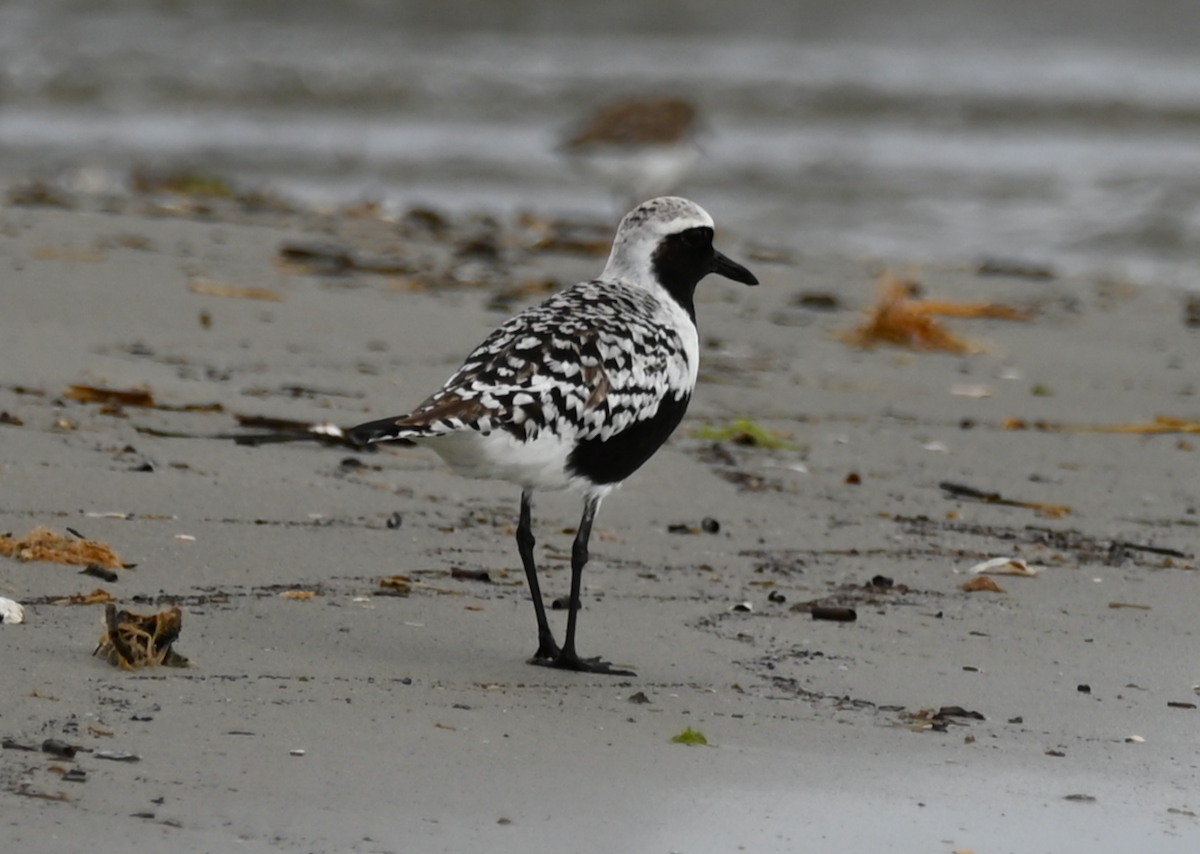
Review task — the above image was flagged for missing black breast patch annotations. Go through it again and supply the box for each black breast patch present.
[565,391,691,485]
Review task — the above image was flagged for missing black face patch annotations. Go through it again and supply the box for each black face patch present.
[650,226,716,321]
[566,392,691,484]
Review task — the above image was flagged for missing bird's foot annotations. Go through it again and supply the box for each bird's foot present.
[527,645,560,667]
[529,650,636,677]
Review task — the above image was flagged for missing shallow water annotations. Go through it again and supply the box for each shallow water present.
[3,0,1200,288]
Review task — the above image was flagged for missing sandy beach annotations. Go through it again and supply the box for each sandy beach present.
[2,197,1199,853]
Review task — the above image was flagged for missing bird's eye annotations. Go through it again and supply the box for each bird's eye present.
[679,228,710,248]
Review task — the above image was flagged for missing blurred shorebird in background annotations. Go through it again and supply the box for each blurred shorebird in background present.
[560,96,701,209]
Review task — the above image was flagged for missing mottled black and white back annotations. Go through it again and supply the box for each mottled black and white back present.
[350,196,757,676]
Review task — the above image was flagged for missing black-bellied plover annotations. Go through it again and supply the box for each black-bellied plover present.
[350,197,757,676]
[561,97,701,205]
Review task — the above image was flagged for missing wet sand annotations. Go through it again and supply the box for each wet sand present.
[1,201,1198,853]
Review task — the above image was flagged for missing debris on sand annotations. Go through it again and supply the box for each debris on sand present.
[975,257,1056,280]
[939,481,1071,518]
[188,278,282,301]
[277,240,411,276]
[0,526,124,569]
[968,557,1042,577]
[0,596,24,624]
[691,418,798,450]
[95,603,190,669]
[41,738,77,759]
[378,575,413,597]
[669,726,708,746]
[841,272,1034,354]
[55,588,115,606]
[1005,415,1200,435]
[132,167,235,198]
[64,384,156,408]
[810,606,858,622]
[904,705,986,732]
[64,384,223,415]
[9,784,71,802]
[80,564,120,583]
[961,576,1005,593]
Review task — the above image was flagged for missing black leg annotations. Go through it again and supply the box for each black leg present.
[560,493,596,663]
[543,493,636,677]
[517,489,559,663]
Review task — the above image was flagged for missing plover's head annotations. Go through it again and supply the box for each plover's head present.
[601,197,758,317]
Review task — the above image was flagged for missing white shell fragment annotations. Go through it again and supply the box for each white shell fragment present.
[0,597,25,624]
[950,383,993,398]
[95,750,141,762]
[970,557,1042,577]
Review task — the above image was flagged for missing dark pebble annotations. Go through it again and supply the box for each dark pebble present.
[811,606,857,622]
[793,291,842,310]
[41,738,76,759]
[81,564,119,583]
[386,512,403,529]
[450,567,491,582]
[700,517,720,534]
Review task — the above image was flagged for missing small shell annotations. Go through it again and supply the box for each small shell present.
[951,383,993,398]
[970,557,1041,576]
[0,597,25,625]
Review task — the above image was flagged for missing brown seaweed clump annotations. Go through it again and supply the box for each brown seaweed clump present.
[841,272,1033,354]
[95,603,190,669]
[0,526,123,569]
